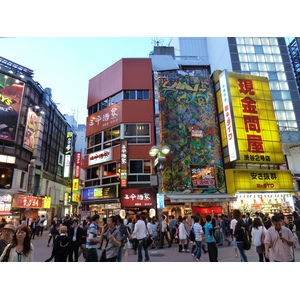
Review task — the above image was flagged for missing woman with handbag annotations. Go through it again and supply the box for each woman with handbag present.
[251,217,269,262]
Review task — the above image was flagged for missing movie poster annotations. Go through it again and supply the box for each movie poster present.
[0,73,24,141]
[23,108,38,151]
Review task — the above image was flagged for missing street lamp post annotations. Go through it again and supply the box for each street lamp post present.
[149,145,170,231]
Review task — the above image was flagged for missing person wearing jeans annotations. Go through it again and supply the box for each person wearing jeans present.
[192,216,204,261]
[131,214,150,262]
[233,209,248,262]
[203,215,218,262]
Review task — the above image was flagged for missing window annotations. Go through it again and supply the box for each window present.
[103,162,118,177]
[273,101,284,110]
[124,124,150,144]
[253,38,261,45]
[286,111,296,120]
[58,152,64,166]
[0,167,13,189]
[128,160,151,183]
[86,167,99,180]
[20,172,26,190]
[124,90,150,100]
[281,91,291,100]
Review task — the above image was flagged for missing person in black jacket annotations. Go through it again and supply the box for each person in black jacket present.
[233,209,248,262]
[45,226,70,262]
[68,219,85,262]
[116,215,129,262]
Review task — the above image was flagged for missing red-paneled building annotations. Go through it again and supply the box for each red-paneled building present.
[83,58,156,217]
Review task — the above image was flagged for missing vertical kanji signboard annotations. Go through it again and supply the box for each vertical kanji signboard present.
[217,70,284,165]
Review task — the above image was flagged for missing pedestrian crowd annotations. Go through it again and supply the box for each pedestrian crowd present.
[0,209,299,262]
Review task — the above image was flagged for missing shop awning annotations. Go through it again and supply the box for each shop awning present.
[80,198,120,205]
[165,193,236,203]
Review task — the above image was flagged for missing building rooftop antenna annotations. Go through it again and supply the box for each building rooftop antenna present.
[152,37,165,47]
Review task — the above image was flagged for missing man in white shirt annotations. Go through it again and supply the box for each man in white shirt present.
[230,217,238,258]
[131,215,150,262]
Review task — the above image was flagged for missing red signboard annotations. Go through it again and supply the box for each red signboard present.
[16,195,43,208]
[74,152,81,178]
[121,188,155,207]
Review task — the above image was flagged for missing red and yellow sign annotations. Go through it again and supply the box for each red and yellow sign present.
[225,169,294,195]
[43,196,51,209]
[216,71,284,165]
[72,179,79,191]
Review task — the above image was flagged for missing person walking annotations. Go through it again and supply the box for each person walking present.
[47,220,59,247]
[0,225,34,262]
[99,215,121,262]
[116,215,129,262]
[30,218,38,240]
[230,214,239,258]
[131,214,150,262]
[159,215,171,248]
[178,217,189,252]
[219,215,231,246]
[265,214,296,262]
[38,215,46,237]
[233,209,248,262]
[169,215,177,244]
[191,216,204,261]
[45,226,70,262]
[85,214,101,262]
[251,217,269,262]
[68,219,85,262]
[293,211,300,246]
[203,215,218,262]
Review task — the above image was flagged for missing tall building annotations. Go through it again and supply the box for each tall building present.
[169,37,300,175]
[287,38,300,101]
[0,56,76,224]
[83,58,156,218]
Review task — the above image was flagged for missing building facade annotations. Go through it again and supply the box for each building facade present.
[83,58,156,218]
[0,56,76,225]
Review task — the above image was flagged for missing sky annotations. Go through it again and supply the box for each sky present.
[0,37,163,124]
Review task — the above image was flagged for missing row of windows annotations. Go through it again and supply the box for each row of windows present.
[85,160,151,187]
[87,124,150,154]
[88,90,150,115]
[237,45,281,55]
[239,54,283,63]
[236,37,279,46]
[240,62,285,73]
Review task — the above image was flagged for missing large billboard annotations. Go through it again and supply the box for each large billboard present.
[23,108,38,151]
[157,70,225,193]
[0,73,24,141]
[216,71,284,165]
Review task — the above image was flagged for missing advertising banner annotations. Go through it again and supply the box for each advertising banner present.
[74,152,81,178]
[121,188,155,207]
[216,71,284,165]
[82,185,118,200]
[13,195,44,209]
[88,148,112,166]
[0,73,24,141]
[190,165,216,188]
[225,169,294,194]
[120,140,128,188]
[23,108,38,151]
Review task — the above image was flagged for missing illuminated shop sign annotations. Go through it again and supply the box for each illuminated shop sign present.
[87,103,120,136]
[225,169,294,194]
[82,185,118,200]
[74,152,81,178]
[43,196,51,209]
[219,70,239,162]
[72,179,79,191]
[218,71,284,165]
[121,188,154,207]
[64,132,73,178]
[120,140,128,188]
[88,148,112,166]
[14,195,43,209]
[190,165,216,188]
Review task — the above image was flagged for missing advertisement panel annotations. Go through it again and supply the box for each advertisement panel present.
[0,73,24,141]
[23,108,38,151]
[120,140,128,188]
[157,70,225,193]
[82,185,118,200]
[216,71,284,165]
[121,188,155,207]
[88,148,113,166]
[225,169,294,194]
[190,165,216,188]
[13,195,44,209]
[86,103,121,137]
[64,132,73,178]
[74,152,81,179]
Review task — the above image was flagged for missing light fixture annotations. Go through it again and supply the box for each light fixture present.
[8,70,13,74]
[119,209,126,219]
[161,145,170,155]
[149,146,160,157]
[149,208,156,218]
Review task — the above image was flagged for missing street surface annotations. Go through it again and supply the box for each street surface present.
[31,229,300,262]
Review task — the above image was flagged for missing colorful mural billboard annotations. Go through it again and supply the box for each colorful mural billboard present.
[0,73,24,141]
[23,108,38,151]
[157,71,225,193]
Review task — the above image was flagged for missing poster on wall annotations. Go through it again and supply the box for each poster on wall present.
[23,108,38,151]
[0,73,25,141]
